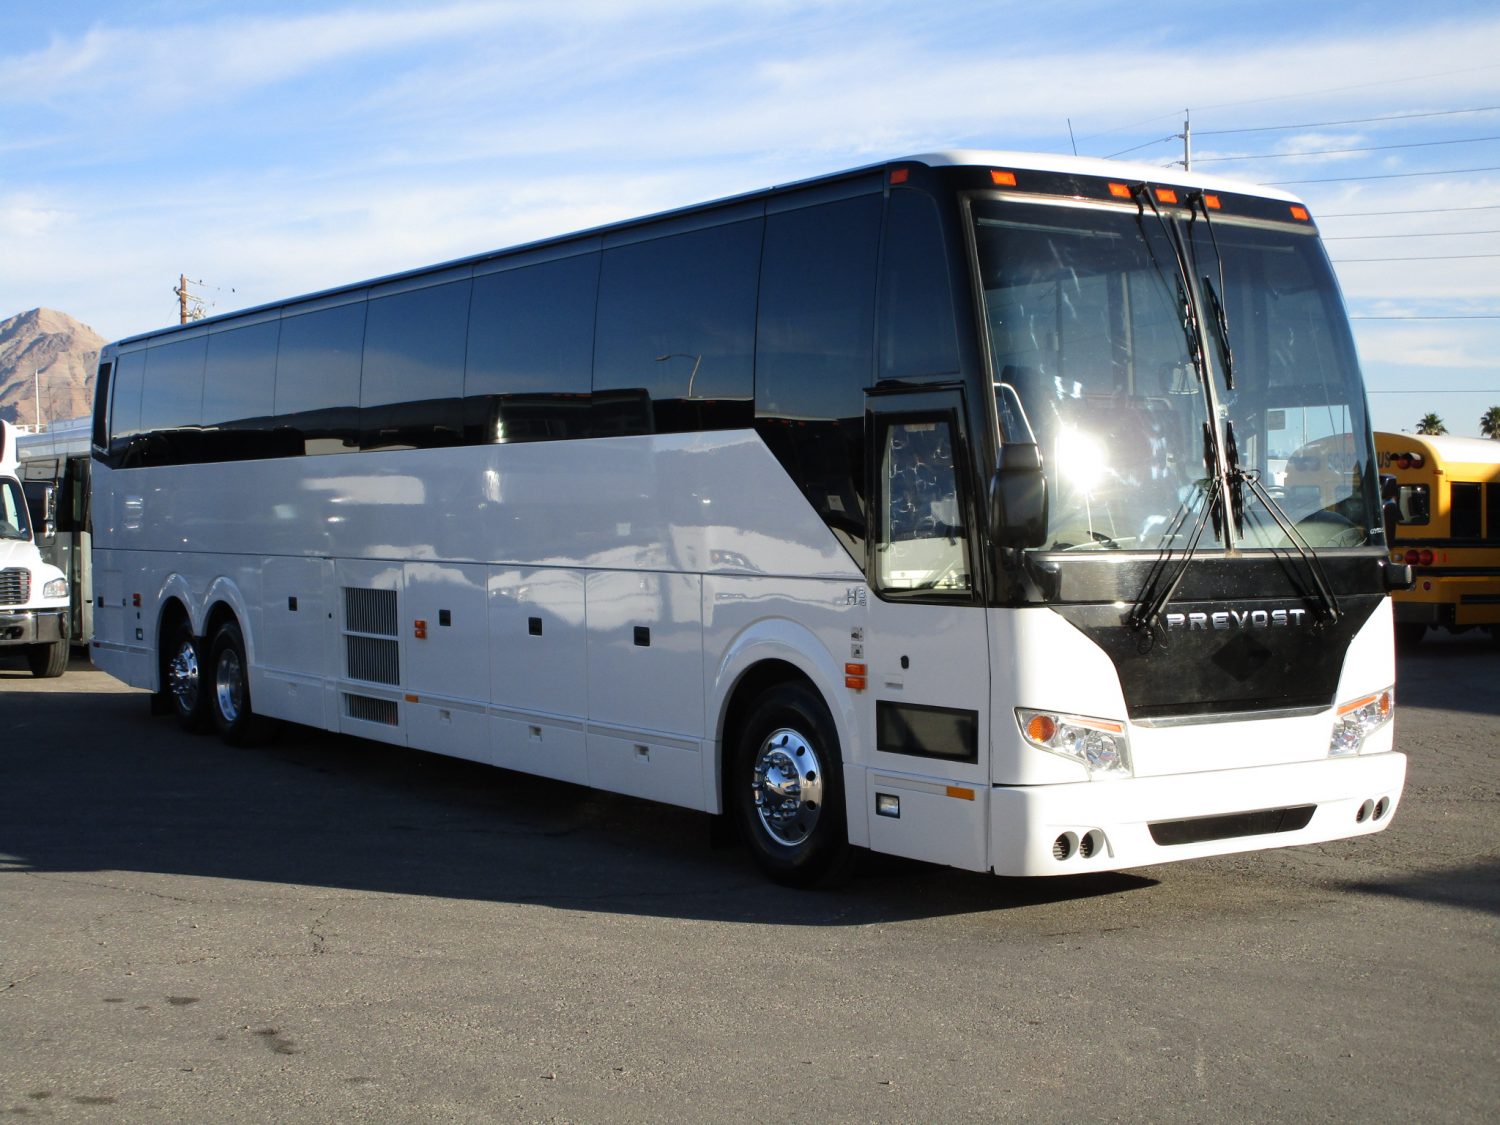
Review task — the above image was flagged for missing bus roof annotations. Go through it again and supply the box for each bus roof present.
[1376,431,1500,467]
[104,149,1311,353]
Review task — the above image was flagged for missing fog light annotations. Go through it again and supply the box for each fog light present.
[875,793,901,819]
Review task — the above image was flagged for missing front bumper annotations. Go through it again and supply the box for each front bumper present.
[989,751,1407,876]
[0,608,68,647]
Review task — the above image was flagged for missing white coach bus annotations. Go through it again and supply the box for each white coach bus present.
[89,152,1410,884]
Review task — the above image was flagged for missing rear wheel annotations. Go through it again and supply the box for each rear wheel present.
[165,620,210,731]
[208,620,267,745]
[731,682,850,887]
[26,639,67,678]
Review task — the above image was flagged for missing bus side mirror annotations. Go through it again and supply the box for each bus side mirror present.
[990,442,1048,549]
[1379,473,1399,546]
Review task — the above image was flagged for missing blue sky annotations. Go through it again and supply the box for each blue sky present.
[3,0,1498,436]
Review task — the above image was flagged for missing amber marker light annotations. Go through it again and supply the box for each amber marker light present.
[945,785,976,801]
[1290,205,1311,221]
[1025,714,1057,743]
[1203,194,1222,210]
[1155,187,1179,204]
[991,169,1018,186]
[890,168,909,184]
[845,662,867,690]
[1108,182,1133,199]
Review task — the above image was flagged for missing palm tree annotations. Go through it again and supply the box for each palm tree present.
[1481,406,1500,440]
[1416,413,1448,436]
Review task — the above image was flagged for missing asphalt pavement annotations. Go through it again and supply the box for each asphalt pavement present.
[1,633,1496,1122]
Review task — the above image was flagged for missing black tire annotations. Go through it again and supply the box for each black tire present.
[207,620,267,746]
[731,682,850,887]
[26,639,67,678]
[1395,622,1426,651]
[163,619,211,731]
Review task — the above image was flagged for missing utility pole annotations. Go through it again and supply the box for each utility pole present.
[34,368,43,432]
[1181,109,1192,171]
[175,274,209,324]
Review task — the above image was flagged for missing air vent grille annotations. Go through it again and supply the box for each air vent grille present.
[343,693,399,726]
[0,568,29,607]
[343,586,400,686]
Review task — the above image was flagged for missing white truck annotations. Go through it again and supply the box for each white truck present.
[0,419,70,676]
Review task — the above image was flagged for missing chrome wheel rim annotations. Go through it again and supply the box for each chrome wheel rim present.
[168,639,199,712]
[216,647,243,724]
[751,727,823,847]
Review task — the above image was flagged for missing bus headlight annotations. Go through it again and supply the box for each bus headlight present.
[42,577,68,600]
[1330,687,1394,756]
[1017,709,1132,777]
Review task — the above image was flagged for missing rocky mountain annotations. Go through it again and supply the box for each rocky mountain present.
[0,308,105,429]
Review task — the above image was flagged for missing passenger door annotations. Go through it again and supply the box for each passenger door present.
[861,389,992,868]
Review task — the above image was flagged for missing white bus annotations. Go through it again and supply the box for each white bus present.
[16,415,94,647]
[89,152,1410,884]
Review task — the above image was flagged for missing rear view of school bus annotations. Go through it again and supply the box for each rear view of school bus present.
[1377,432,1500,647]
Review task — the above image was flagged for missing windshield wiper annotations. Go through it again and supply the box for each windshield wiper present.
[1128,471,1220,644]
[1224,421,1341,624]
[1188,191,1235,390]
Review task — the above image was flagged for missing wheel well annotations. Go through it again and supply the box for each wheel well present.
[203,602,239,646]
[718,659,819,811]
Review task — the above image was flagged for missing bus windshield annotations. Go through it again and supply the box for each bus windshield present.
[974,198,1378,553]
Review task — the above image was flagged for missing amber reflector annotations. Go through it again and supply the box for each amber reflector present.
[1026,714,1057,743]
[991,169,1018,186]
[1155,187,1179,204]
[1290,205,1310,220]
[1108,182,1133,199]
[1204,194,1222,210]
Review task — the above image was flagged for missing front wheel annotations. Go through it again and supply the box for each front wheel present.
[208,620,268,745]
[731,683,850,887]
[27,639,67,678]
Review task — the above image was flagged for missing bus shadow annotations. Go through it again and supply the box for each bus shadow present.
[1336,859,1500,918]
[0,685,1156,926]
[1396,631,1500,717]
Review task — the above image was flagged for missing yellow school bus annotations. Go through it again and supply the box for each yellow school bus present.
[1375,432,1500,646]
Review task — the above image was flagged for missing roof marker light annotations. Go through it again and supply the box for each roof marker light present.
[1204,194,1222,210]
[1290,205,1311,221]
[890,168,909,185]
[991,169,1017,186]
[1155,187,1179,204]
[1108,182,1133,199]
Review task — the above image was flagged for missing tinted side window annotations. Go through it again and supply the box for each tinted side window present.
[275,302,367,455]
[202,321,283,460]
[137,336,207,464]
[91,360,113,454]
[1452,481,1482,539]
[1488,482,1500,543]
[594,220,761,436]
[108,350,147,465]
[755,194,881,560]
[361,280,470,451]
[879,189,959,378]
[465,254,598,443]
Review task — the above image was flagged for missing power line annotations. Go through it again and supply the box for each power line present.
[1196,106,1500,137]
[1319,203,1500,217]
[1332,253,1500,262]
[1270,165,1500,184]
[1325,229,1500,239]
[1195,135,1500,164]
[1351,314,1500,320]
[1368,388,1500,394]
